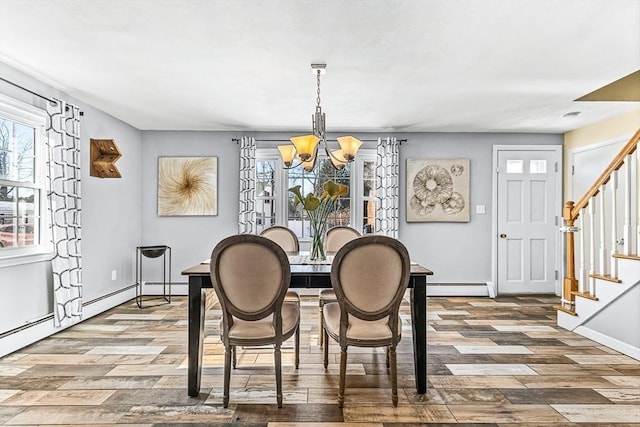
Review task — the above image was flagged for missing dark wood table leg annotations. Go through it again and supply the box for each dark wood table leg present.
[188,277,206,397]
[410,276,427,394]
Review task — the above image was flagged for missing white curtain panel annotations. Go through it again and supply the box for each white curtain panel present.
[46,99,83,328]
[375,137,400,238]
[238,136,256,234]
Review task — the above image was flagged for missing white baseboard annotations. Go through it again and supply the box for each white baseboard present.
[142,281,188,296]
[486,281,496,298]
[574,325,640,361]
[426,283,489,297]
[0,286,136,358]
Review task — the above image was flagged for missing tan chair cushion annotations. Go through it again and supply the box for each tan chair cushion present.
[325,228,360,253]
[319,289,336,302]
[260,227,298,253]
[323,302,400,341]
[227,302,300,340]
[285,290,300,302]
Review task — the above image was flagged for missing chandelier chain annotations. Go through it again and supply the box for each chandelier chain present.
[316,70,321,109]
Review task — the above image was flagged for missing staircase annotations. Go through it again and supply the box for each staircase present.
[556,129,640,360]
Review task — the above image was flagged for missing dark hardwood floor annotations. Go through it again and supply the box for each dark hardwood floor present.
[1,293,639,426]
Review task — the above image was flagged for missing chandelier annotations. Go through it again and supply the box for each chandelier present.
[278,64,363,172]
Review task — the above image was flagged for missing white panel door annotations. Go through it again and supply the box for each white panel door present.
[497,148,560,294]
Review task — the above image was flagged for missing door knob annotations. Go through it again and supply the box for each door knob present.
[500,234,507,239]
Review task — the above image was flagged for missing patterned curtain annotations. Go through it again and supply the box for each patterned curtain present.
[375,137,400,238]
[238,136,256,234]
[46,99,83,328]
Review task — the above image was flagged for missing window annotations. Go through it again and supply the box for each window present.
[256,159,277,229]
[256,148,375,239]
[0,94,48,259]
[530,159,547,174]
[506,159,523,174]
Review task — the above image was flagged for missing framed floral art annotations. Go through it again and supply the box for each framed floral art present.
[406,158,470,222]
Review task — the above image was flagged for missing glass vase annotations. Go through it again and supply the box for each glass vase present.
[309,216,327,262]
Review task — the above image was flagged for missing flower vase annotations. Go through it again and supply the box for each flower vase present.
[310,217,327,262]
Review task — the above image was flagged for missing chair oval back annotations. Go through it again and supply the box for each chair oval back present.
[210,234,290,320]
[260,226,299,253]
[331,235,410,320]
[324,226,361,254]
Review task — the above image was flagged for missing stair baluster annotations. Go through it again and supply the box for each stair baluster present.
[623,153,632,256]
[588,200,596,295]
[610,171,619,278]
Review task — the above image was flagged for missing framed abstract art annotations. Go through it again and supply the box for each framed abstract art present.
[406,158,470,222]
[157,156,218,216]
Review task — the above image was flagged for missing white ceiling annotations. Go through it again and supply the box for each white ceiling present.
[0,0,639,134]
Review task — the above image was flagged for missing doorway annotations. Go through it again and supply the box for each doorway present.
[492,145,562,295]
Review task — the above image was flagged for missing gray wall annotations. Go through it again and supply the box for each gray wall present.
[0,63,142,333]
[139,131,562,285]
[140,131,239,281]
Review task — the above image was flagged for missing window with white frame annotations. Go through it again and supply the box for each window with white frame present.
[0,94,48,257]
[255,148,376,239]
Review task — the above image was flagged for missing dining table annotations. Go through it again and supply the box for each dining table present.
[181,254,433,397]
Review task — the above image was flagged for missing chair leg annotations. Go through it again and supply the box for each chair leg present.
[274,345,283,408]
[318,300,324,346]
[386,346,390,369]
[390,346,398,407]
[338,348,347,408]
[223,346,231,408]
[323,329,329,368]
[232,345,237,369]
[295,324,300,369]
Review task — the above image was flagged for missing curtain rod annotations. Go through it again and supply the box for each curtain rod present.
[0,76,84,115]
[232,138,406,144]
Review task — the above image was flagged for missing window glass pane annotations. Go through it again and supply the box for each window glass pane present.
[363,161,375,197]
[0,118,10,180]
[15,217,35,247]
[255,160,276,233]
[17,187,36,217]
[362,200,375,234]
[0,186,16,221]
[0,217,35,248]
[506,159,523,174]
[0,116,36,182]
[14,122,35,182]
[530,160,547,174]
[0,221,17,247]
[0,186,39,249]
[362,160,376,234]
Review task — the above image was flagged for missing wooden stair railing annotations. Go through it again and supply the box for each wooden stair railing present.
[559,128,640,313]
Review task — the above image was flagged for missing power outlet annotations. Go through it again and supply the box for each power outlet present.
[111,270,117,281]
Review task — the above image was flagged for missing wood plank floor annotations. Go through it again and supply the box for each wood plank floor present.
[1,294,639,426]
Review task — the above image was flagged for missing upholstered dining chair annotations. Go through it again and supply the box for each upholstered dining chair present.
[322,235,410,407]
[209,234,300,408]
[318,226,361,345]
[260,225,299,253]
[260,226,301,303]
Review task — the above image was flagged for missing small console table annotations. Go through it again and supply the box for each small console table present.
[135,245,172,308]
